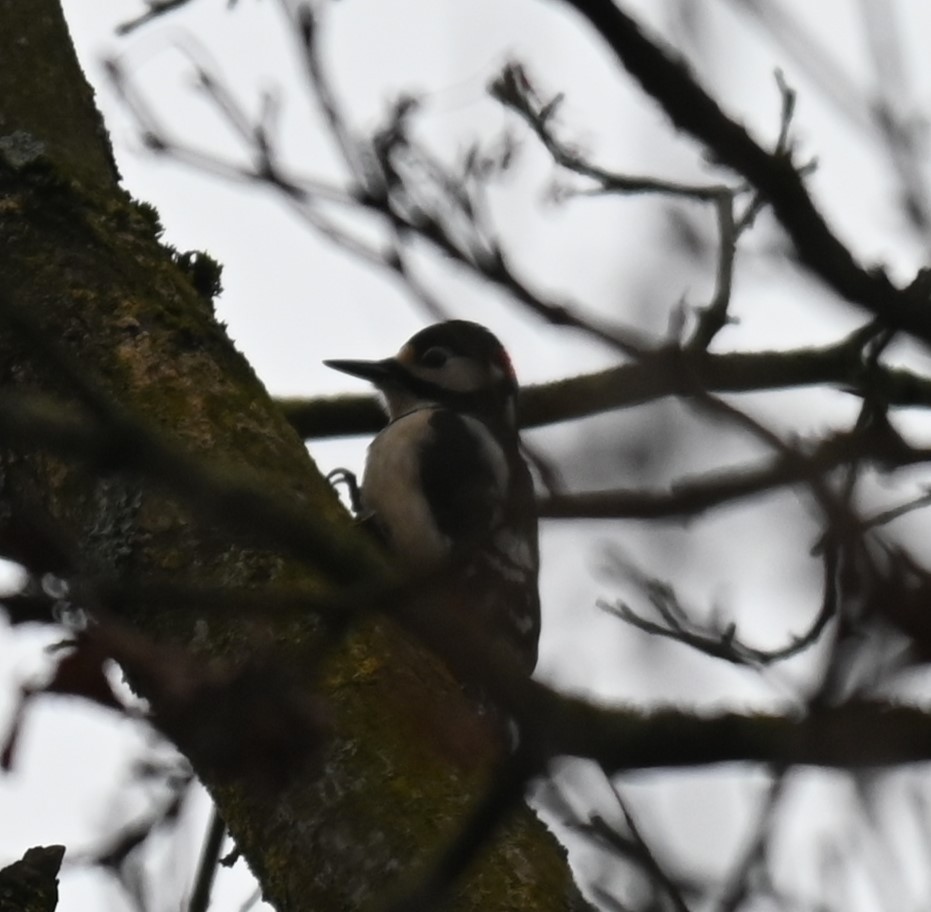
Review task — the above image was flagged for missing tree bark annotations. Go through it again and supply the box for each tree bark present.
[0,3,584,910]
[0,846,65,912]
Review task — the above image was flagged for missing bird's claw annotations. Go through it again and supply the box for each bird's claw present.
[326,467,364,516]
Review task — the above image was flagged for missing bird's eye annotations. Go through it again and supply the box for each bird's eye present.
[420,347,449,368]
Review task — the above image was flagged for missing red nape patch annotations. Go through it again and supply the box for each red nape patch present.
[496,347,517,382]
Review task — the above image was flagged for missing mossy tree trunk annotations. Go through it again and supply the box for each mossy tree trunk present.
[0,3,584,910]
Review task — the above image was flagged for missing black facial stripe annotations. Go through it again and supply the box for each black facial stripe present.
[392,368,508,413]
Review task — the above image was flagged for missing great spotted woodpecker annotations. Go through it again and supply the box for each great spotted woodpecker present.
[325,320,540,673]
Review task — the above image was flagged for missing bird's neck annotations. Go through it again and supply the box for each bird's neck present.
[384,394,519,444]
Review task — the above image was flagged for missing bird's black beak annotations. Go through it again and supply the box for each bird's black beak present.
[323,357,401,386]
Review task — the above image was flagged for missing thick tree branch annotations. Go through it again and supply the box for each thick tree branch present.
[7,380,927,532]
[420,609,931,772]
[540,423,930,520]
[283,337,931,439]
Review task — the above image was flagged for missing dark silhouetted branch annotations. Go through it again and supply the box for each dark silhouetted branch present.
[75,573,931,773]
[554,0,931,344]
[540,426,931,521]
[280,335,931,439]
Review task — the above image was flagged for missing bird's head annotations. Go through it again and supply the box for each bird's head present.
[325,320,519,428]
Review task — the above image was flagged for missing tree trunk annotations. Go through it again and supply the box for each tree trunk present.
[0,3,584,910]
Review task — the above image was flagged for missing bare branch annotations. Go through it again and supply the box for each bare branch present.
[490,61,735,202]
[715,773,789,912]
[600,534,838,667]
[65,573,931,772]
[188,807,226,912]
[281,328,931,439]
[554,0,931,346]
[117,0,199,36]
[608,783,693,912]
[541,423,931,521]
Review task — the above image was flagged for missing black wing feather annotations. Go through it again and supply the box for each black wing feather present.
[420,409,540,672]
[419,410,499,548]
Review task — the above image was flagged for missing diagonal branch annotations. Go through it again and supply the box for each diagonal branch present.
[552,0,931,343]
[45,573,931,773]
[540,425,931,521]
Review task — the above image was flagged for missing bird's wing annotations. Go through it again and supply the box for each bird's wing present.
[418,409,505,548]
[420,409,540,672]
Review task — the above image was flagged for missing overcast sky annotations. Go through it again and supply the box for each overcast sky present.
[4,2,931,909]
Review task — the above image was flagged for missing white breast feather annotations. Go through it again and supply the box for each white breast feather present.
[361,410,510,567]
[362,410,450,565]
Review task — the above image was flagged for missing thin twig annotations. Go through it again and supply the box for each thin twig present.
[687,192,737,350]
[860,487,931,530]
[715,772,789,912]
[558,0,927,344]
[490,62,736,202]
[608,781,692,912]
[292,4,371,190]
[188,807,226,912]
[106,48,652,358]
[117,0,198,35]
[600,533,838,667]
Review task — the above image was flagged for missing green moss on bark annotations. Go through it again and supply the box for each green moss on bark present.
[0,0,118,189]
[0,5,588,911]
